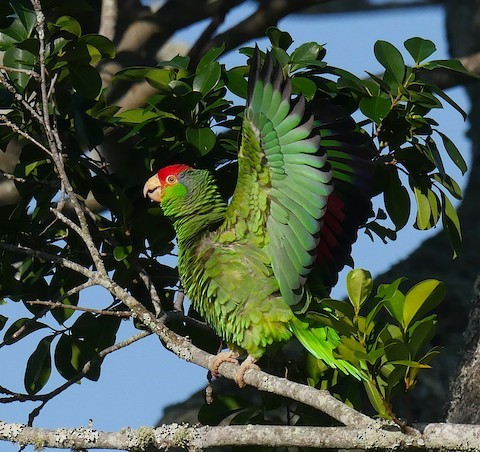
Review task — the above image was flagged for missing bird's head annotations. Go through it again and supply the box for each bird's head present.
[143,164,192,205]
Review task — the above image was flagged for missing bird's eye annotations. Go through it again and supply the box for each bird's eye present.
[166,175,177,184]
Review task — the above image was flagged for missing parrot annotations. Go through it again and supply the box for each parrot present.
[144,48,374,385]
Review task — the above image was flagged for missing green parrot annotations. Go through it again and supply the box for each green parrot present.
[144,49,374,385]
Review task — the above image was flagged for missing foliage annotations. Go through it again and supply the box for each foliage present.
[0,0,468,427]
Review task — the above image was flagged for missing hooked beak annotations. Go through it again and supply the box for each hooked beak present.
[143,174,163,202]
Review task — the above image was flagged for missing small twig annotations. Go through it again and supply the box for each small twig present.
[0,65,40,80]
[135,265,164,318]
[0,242,96,281]
[0,114,52,156]
[26,300,132,317]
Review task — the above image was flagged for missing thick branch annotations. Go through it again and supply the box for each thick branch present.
[1,422,480,450]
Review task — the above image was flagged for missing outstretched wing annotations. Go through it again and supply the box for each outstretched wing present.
[309,99,375,292]
[220,49,333,307]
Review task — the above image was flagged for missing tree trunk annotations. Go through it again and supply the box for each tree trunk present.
[444,0,480,424]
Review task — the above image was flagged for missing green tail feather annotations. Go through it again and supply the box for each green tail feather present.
[289,317,365,381]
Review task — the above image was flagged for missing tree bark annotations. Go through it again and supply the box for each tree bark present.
[444,0,480,424]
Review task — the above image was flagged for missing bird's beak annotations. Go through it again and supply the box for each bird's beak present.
[143,175,163,202]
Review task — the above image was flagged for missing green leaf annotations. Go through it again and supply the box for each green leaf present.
[440,191,462,258]
[186,126,216,156]
[363,380,389,417]
[69,63,102,99]
[290,42,322,71]
[145,68,173,92]
[413,185,431,230]
[80,34,115,59]
[25,335,54,395]
[157,55,190,70]
[114,109,158,124]
[426,82,467,120]
[113,245,132,261]
[266,27,293,50]
[196,44,225,71]
[0,18,28,50]
[436,130,468,175]
[3,318,48,344]
[382,289,405,325]
[404,37,436,64]
[383,166,410,230]
[374,40,405,84]
[407,315,437,357]
[226,66,248,99]
[11,0,36,38]
[423,59,478,79]
[113,66,152,82]
[346,269,372,313]
[432,173,462,200]
[388,360,431,368]
[55,15,82,37]
[359,96,391,124]
[193,61,221,95]
[403,280,445,330]
[291,77,317,101]
[3,46,36,90]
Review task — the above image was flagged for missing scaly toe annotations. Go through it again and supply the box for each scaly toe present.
[234,356,260,388]
[209,350,239,378]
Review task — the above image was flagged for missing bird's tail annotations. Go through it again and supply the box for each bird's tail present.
[289,316,365,381]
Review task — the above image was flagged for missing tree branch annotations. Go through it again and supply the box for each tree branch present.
[2,421,480,450]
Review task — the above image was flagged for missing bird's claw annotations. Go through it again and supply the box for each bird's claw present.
[209,350,239,378]
[234,356,259,388]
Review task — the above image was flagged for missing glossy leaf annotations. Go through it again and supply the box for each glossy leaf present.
[437,130,468,175]
[413,185,431,230]
[196,44,225,71]
[374,40,405,84]
[193,61,221,95]
[69,63,102,99]
[432,173,462,200]
[186,126,216,156]
[3,46,36,90]
[11,0,36,38]
[113,245,133,261]
[291,76,317,100]
[3,318,48,344]
[441,192,462,258]
[266,27,293,50]
[359,96,391,124]
[55,15,82,37]
[290,42,322,71]
[25,335,54,394]
[383,166,410,230]
[226,66,248,99]
[346,269,372,313]
[404,37,436,64]
[403,279,445,329]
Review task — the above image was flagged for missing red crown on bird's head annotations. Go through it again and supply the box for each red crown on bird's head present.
[157,164,192,184]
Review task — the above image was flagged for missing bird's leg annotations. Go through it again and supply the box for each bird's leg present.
[209,350,240,378]
[235,355,260,388]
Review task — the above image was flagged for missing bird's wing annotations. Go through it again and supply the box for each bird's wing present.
[220,49,333,307]
[308,99,375,292]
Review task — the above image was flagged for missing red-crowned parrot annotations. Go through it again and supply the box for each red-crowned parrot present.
[144,49,374,385]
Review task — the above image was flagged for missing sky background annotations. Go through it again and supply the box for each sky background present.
[1,2,471,451]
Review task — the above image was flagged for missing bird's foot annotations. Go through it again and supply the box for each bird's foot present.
[209,350,240,378]
[234,355,260,388]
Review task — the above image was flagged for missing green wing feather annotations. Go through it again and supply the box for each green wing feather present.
[222,50,333,306]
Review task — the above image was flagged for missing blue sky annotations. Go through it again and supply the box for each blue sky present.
[2,3,470,451]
